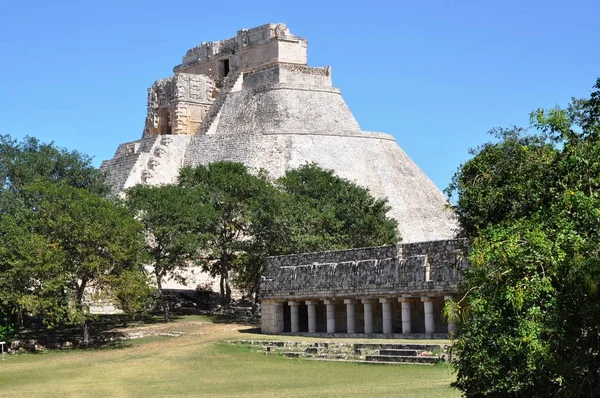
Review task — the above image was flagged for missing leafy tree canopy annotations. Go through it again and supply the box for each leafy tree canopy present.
[447,78,600,397]
[125,183,217,321]
[0,135,148,343]
[277,163,400,254]
[1,182,148,343]
[179,162,400,307]
[0,134,107,195]
[179,162,277,307]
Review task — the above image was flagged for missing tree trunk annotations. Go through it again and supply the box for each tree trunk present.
[252,291,260,314]
[219,274,225,304]
[82,321,90,346]
[18,306,24,329]
[224,272,231,308]
[76,279,89,346]
[156,273,170,322]
[219,272,232,308]
[252,276,261,314]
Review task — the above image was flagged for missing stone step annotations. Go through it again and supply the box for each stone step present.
[364,355,440,364]
[379,349,420,356]
[354,343,442,351]
[312,353,354,360]
[303,358,435,366]
[359,360,435,366]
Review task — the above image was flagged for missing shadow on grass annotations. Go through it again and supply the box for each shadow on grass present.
[236,327,262,334]
[13,313,189,352]
[74,339,135,352]
[206,311,259,327]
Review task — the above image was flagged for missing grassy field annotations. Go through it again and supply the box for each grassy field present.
[0,316,459,397]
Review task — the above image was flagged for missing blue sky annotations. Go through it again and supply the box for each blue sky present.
[1,0,598,191]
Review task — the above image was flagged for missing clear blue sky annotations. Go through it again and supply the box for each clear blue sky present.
[1,0,598,191]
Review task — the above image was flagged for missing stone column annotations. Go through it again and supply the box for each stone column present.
[422,297,435,334]
[379,298,393,334]
[323,299,336,334]
[274,301,284,334]
[399,297,412,334]
[361,298,374,334]
[288,301,300,333]
[444,295,456,334]
[344,299,356,334]
[305,300,317,333]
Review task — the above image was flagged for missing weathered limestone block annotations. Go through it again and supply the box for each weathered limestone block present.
[261,241,467,301]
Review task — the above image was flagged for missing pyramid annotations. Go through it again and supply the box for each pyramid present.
[101,23,457,243]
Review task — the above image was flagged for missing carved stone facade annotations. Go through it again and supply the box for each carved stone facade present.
[261,241,467,337]
[143,74,214,137]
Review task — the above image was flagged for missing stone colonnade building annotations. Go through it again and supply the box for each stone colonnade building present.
[261,240,466,338]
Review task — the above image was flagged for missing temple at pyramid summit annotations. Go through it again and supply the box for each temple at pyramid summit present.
[101,23,457,244]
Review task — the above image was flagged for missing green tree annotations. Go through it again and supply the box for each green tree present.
[179,162,400,308]
[0,134,107,195]
[447,78,600,397]
[126,184,216,321]
[277,163,400,253]
[0,135,110,341]
[178,162,275,307]
[1,182,148,344]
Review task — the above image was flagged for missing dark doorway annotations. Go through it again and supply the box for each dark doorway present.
[218,58,230,77]
[158,108,172,135]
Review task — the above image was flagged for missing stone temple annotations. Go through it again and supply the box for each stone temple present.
[101,23,464,337]
[260,241,466,337]
[101,23,457,243]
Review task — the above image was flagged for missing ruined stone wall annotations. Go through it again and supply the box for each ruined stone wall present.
[175,23,307,78]
[242,64,331,90]
[260,300,283,334]
[143,74,213,138]
[101,137,160,195]
[267,246,400,270]
[181,37,237,67]
[279,65,331,86]
[179,24,294,67]
[100,135,191,196]
[261,240,465,300]
[401,240,468,269]
[277,39,308,65]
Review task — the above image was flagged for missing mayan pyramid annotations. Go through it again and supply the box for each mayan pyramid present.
[101,23,456,243]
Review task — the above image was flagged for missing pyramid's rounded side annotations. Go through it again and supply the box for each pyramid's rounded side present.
[184,130,458,243]
[183,83,458,242]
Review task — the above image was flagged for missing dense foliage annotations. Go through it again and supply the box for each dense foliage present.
[179,162,282,307]
[277,163,400,253]
[125,184,217,320]
[447,78,600,397]
[0,134,400,337]
[0,135,107,195]
[0,136,150,343]
[179,162,399,307]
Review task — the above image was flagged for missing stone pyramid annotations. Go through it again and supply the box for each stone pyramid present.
[101,23,457,244]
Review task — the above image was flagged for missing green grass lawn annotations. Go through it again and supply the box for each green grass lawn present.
[0,317,459,397]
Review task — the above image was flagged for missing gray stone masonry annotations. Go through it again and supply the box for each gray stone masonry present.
[260,240,466,337]
[261,240,466,300]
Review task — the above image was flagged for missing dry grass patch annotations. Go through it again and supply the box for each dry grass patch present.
[0,316,458,397]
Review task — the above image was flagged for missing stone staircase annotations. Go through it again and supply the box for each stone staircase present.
[200,71,242,134]
[229,340,449,365]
